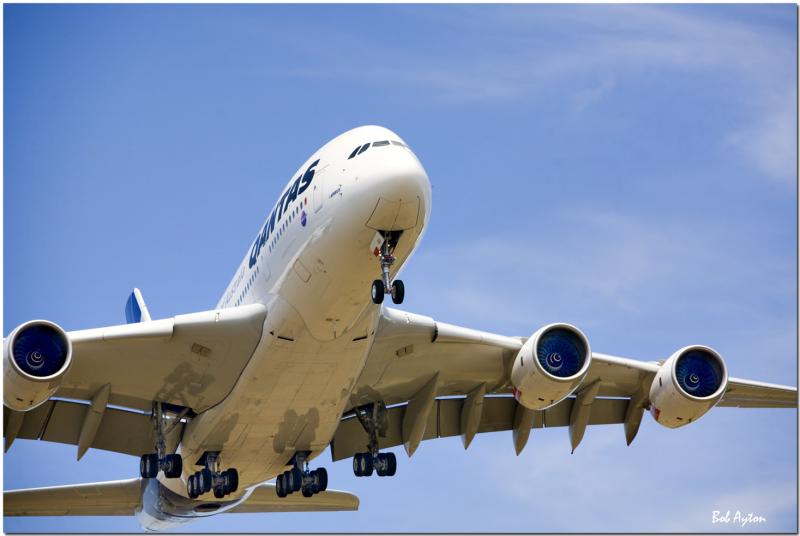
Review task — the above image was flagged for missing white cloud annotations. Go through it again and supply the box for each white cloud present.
[726,90,796,185]
[282,6,795,185]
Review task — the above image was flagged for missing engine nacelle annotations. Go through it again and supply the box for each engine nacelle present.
[510,323,592,410]
[4,320,72,412]
[648,345,728,428]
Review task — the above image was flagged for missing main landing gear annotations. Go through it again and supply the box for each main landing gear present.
[275,451,328,498]
[371,231,405,305]
[351,402,397,478]
[140,402,185,480]
[187,451,239,499]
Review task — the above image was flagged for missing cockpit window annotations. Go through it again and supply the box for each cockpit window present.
[348,140,405,160]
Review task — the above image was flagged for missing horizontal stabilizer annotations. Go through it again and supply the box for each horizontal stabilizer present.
[230,484,359,513]
[4,479,359,517]
[4,478,141,516]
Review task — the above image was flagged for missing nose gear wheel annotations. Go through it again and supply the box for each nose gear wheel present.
[371,231,405,305]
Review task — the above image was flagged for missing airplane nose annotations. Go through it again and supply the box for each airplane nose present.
[362,152,431,232]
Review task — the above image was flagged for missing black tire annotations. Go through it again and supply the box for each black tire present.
[290,467,303,492]
[352,454,362,476]
[276,474,287,498]
[187,474,196,498]
[371,280,384,304]
[163,454,182,478]
[140,454,158,479]
[375,453,387,477]
[281,471,292,494]
[200,468,213,493]
[361,453,374,477]
[301,485,313,498]
[391,280,405,304]
[224,468,239,493]
[213,485,226,499]
[386,452,397,476]
[315,467,328,491]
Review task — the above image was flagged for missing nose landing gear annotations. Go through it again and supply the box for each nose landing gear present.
[275,451,328,498]
[351,402,399,478]
[371,231,405,305]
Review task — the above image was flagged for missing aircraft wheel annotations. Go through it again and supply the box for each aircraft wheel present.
[140,453,158,479]
[199,468,213,493]
[391,280,405,304]
[187,474,197,498]
[213,484,226,499]
[385,452,397,476]
[163,454,182,478]
[301,485,314,498]
[356,452,374,477]
[371,280,384,304]
[223,468,239,493]
[314,467,328,491]
[276,474,287,498]
[376,453,388,477]
[289,467,303,492]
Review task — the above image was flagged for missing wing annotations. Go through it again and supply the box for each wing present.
[4,479,142,516]
[334,307,797,456]
[56,304,267,412]
[716,377,798,408]
[4,304,267,458]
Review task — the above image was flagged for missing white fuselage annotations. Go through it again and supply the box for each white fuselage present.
[143,126,431,522]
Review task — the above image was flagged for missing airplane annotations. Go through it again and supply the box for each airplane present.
[3,125,797,530]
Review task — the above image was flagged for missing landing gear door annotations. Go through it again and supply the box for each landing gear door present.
[312,165,327,213]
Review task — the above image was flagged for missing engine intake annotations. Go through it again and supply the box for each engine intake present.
[649,345,728,428]
[510,323,592,410]
[4,320,72,411]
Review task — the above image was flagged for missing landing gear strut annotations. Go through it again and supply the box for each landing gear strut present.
[139,402,185,479]
[187,451,239,499]
[371,232,405,305]
[275,451,328,498]
[351,402,397,477]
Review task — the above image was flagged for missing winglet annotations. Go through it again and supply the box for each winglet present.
[124,288,152,324]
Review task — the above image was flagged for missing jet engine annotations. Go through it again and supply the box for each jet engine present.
[648,345,728,428]
[510,323,592,410]
[4,320,72,411]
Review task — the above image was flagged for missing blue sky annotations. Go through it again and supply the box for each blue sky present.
[3,3,797,533]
